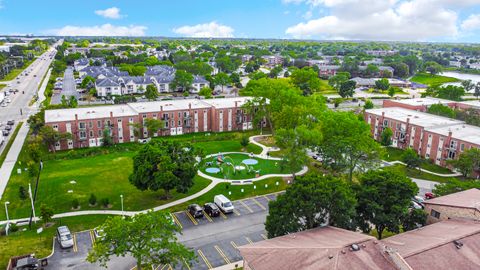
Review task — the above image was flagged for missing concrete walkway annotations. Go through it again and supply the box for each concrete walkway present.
[384,160,462,177]
[249,134,280,157]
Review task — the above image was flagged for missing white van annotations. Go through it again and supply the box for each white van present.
[214,194,234,214]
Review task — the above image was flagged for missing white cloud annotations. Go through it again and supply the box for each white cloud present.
[285,0,465,41]
[173,22,234,38]
[462,14,480,31]
[303,10,313,19]
[94,7,123,19]
[45,24,147,36]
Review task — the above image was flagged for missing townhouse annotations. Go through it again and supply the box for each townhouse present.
[261,55,283,67]
[318,65,341,77]
[44,97,256,151]
[364,107,480,169]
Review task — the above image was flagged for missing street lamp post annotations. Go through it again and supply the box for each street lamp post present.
[4,201,10,236]
[120,195,124,216]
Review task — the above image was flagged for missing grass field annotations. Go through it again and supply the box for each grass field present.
[410,72,459,87]
[390,164,457,183]
[0,84,5,90]
[200,153,292,180]
[383,147,453,174]
[0,60,35,82]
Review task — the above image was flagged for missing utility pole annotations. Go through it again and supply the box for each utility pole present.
[29,160,43,229]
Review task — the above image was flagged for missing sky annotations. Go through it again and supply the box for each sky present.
[1,0,480,42]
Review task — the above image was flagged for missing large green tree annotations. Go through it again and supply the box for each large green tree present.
[380,127,393,146]
[265,174,357,238]
[354,169,418,239]
[171,70,193,92]
[129,141,197,197]
[39,126,71,153]
[144,118,164,137]
[145,84,159,101]
[214,72,231,93]
[448,148,480,177]
[289,67,321,95]
[427,104,456,118]
[87,211,194,270]
[338,80,356,98]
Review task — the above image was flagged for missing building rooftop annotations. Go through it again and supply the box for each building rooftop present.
[238,226,396,270]
[381,218,480,270]
[366,107,464,129]
[456,100,480,109]
[427,124,480,146]
[127,99,211,113]
[204,97,252,109]
[388,97,454,107]
[423,188,480,209]
[45,104,137,122]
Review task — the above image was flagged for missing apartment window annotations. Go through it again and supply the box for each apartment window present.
[178,112,181,118]
[143,114,147,118]
[165,121,169,128]
[106,120,111,127]
[178,120,181,126]
[89,122,93,128]
[52,124,58,129]
[89,130,94,138]
[98,130,102,137]
[117,118,122,123]
[448,151,456,159]
[383,120,388,126]
[79,122,86,129]
[450,140,457,149]
[129,118,134,123]
[171,120,174,127]
[461,144,465,151]
[153,114,157,118]
[396,123,401,129]
[431,209,440,219]
[79,131,87,139]
[184,112,188,117]
[97,120,102,128]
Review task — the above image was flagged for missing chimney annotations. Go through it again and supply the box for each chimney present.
[235,101,238,108]
[160,105,163,112]
[406,118,410,124]
[189,103,192,110]
[75,114,78,121]
[110,111,113,118]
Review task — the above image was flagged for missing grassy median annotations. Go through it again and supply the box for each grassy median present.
[0,122,23,167]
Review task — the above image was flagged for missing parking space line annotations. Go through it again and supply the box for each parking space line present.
[264,195,271,201]
[219,211,228,219]
[73,233,78,252]
[89,230,96,246]
[245,236,253,244]
[202,211,213,222]
[197,249,213,269]
[230,241,238,249]
[233,209,241,216]
[239,200,254,213]
[185,212,199,225]
[171,213,183,229]
[214,245,231,264]
[261,234,267,240]
[252,197,266,211]
[182,258,192,270]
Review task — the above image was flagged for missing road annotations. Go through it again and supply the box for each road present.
[51,66,78,105]
[43,194,279,270]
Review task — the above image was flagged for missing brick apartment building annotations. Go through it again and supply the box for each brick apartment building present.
[383,98,480,113]
[364,107,480,171]
[45,97,256,151]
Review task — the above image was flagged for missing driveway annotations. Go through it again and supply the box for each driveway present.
[51,66,79,105]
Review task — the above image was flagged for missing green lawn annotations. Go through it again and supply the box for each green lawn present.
[0,84,5,90]
[200,153,292,180]
[390,164,457,183]
[383,147,452,174]
[0,60,35,82]
[410,72,459,87]
[382,147,405,162]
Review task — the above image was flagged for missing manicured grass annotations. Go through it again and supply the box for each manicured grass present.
[390,164,456,183]
[0,122,23,167]
[0,214,112,269]
[0,84,5,90]
[0,60,34,82]
[170,177,288,212]
[383,147,452,174]
[200,153,292,180]
[410,72,459,87]
[383,147,405,162]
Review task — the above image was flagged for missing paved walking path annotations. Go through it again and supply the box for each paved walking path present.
[249,134,280,157]
[383,160,462,177]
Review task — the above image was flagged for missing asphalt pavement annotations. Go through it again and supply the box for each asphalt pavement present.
[51,66,79,105]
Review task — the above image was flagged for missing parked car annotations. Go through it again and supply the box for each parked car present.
[424,192,435,200]
[93,227,105,241]
[214,194,234,214]
[188,204,204,218]
[410,200,423,210]
[7,120,14,125]
[5,98,11,103]
[413,196,425,205]
[14,255,39,270]
[204,202,220,217]
[56,226,74,249]
[1,103,6,107]
[5,125,12,131]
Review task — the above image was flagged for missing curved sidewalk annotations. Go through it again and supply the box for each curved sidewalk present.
[384,160,462,177]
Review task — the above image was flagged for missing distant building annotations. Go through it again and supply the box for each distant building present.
[318,65,341,77]
[423,188,480,224]
[351,77,411,88]
[241,54,254,63]
[383,98,456,112]
[261,55,283,67]
[365,50,398,56]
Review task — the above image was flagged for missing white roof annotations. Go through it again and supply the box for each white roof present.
[127,99,211,113]
[427,124,480,146]
[204,97,252,109]
[390,97,453,106]
[366,107,464,129]
[456,100,480,109]
[45,105,137,122]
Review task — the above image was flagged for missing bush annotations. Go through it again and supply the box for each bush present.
[8,223,19,233]
[89,193,97,206]
[72,199,80,209]
[100,198,110,208]
[18,186,28,200]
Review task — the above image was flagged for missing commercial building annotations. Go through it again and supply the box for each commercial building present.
[44,97,256,151]
[364,107,480,170]
[423,188,480,224]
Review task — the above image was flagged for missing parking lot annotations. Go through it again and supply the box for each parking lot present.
[44,192,281,270]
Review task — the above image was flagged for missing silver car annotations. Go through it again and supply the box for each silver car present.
[56,226,74,249]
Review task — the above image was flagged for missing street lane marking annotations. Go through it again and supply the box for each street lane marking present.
[239,200,254,213]
[214,245,231,264]
[185,212,198,225]
[182,258,192,270]
[261,234,268,240]
[202,211,213,222]
[219,211,228,219]
[245,236,253,244]
[252,197,266,211]
[264,195,271,201]
[73,233,78,252]
[171,213,183,229]
[197,249,213,269]
[230,241,238,249]
[233,209,241,216]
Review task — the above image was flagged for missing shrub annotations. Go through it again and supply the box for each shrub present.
[72,199,80,209]
[18,186,28,200]
[89,193,97,206]
[40,204,54,225]
[9,223,19,233]
[100,198,110,208]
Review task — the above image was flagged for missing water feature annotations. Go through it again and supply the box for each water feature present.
[242,158,258,165]
[205,167,221,174]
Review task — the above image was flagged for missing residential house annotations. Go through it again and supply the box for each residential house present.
[423,188,480,224]
[318,65,341,77]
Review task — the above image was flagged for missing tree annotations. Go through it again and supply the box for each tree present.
[380,127,393,146]
[433,178,480,196]
[388,87,396,97]
[81,76,96,89]
[365,64,379,76]
[354,169,418,239]
[171,70,193,92]
[461,80,475,93]
[447,148,480,177]
[129,141,197,198]
[402,148,421,169]
[289,67,321,95]
[375,78,390,91]
[437,85,465,101]
[145,84,159,101]
[69,96,78,108]
[87,88,97,105]
[424,61,443,75]
[338,80,356,98]
[40,204,54,225]
[364,99,374,109]
[265,174,357,238]
[391,62,409,78]
[102,128,114,146]
[214,72,231,93]
[87,211,194,270]
[144,118,163,138]
[474,82,480,100]
[39,126,71,153]
[427,104,456,118]
[318,111,382,182]
[89,194,97,206]
[198,87,212,98]
[240,135,249,150]
[402,209,427,232]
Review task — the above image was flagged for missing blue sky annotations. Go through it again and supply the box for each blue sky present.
[1,0,480,42]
